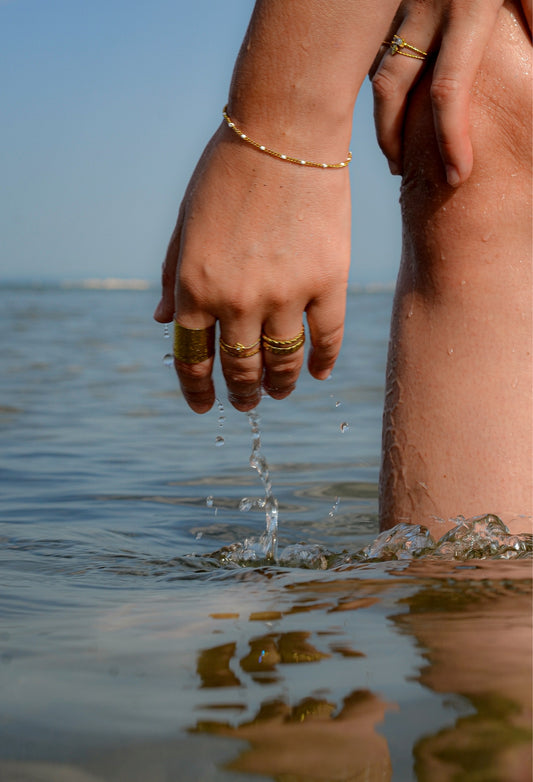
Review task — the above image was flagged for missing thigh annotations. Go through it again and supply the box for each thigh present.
[380,2,532,533]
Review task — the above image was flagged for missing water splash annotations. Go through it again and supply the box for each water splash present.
[239,498,266,512]
[328,497,340,519]
[359,515,532,562]
[247,410,278,561]
[206,515,532,570]
[278,544,331,569]
[360,523,435,561]
[216,398,225,428]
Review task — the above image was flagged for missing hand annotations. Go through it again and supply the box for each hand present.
[154,125,352,413]
[371,0,530,187]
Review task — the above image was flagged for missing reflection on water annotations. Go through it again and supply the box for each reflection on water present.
[1,548,531,780]
[189,562,532,782]
[400,578,533,782]
[193,689,393,781]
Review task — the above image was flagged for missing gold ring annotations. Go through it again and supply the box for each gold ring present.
[173,321,215,364]
[219,336,261,358]
[383,34,428,61]
[262,326,305,355]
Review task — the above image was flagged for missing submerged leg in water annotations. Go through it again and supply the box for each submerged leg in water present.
[379,3,532,535]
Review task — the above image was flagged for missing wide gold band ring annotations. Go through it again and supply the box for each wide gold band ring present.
[383,34,428,61]
[219,336,261,359]
[173,321,216,364]
[262,326,305,356]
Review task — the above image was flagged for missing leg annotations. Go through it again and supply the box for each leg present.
[380,2,532,534]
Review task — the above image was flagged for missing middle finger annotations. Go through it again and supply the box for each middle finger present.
[219,320,263,411]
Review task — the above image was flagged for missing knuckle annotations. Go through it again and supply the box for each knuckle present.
[223,366,260,389]
[312,323,344,356]
[372,69,398,103]
[430,76,461,110]
[266,357,302,383]
[176,360,211,383]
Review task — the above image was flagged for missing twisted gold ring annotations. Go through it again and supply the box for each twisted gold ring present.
[383,34,428,61]
[219,336,261,359]
[174,322,216,364]
[262,326,305,355]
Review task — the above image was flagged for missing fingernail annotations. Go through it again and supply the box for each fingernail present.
[388,160,401,176]
[446,165,461,187]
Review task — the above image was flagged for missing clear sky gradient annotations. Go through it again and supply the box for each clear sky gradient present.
[1,0,401,285]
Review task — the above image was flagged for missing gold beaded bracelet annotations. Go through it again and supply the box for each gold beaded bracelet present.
[222,106,352,169]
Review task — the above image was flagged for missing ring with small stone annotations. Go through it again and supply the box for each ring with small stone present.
[383,34,428,61]
[219,336,261,359]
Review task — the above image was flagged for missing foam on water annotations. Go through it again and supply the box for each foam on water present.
[207,515,532,569]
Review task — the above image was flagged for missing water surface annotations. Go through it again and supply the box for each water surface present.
[1,285,531,781]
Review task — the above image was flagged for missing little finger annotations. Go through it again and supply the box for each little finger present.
[306,291,346,381]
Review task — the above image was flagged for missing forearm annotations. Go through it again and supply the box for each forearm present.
[228,0,400,159]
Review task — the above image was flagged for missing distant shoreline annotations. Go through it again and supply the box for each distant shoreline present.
[0,278,395,294]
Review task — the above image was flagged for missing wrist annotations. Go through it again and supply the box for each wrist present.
[227,88,355,163]
[222,104,353,169]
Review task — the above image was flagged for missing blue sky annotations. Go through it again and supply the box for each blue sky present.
[1,0,401,285]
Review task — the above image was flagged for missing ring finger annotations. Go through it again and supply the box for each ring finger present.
[371,20,435,174]
[261,316,307,401]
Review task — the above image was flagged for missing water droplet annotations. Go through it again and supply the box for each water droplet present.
[195,532,203,540]
[215,436,225,447]
[216,398,225,428]
[447,347,454,356]
[206,496,214,508]
[239,498,253,512]
[162,353,173,367]
[340,422,349,433]
[328,496,340,518]
[163,323,170,338]
[335,401,342,408]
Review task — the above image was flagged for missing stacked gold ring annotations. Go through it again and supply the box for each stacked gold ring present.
[262,325,305,355]
[383,34,428,61]
[173,322,306,363]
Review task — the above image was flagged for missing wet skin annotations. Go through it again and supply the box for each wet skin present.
[380,2,532,534]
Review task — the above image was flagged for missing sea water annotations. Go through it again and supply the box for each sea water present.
[0,283,531,781]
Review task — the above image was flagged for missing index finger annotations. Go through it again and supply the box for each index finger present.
[173,316,217,414]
